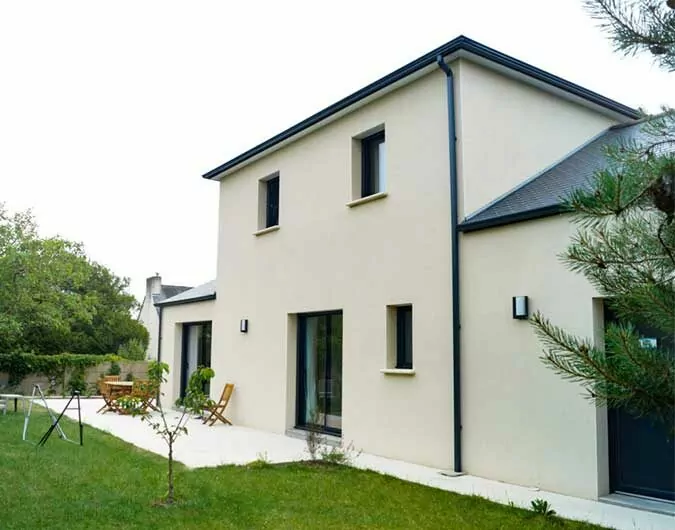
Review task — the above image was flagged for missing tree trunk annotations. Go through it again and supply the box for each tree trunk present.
[167,440,174,504]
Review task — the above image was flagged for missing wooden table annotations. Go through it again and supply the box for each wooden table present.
[106,381,134,396]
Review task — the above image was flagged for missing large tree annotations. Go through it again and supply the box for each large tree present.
[0,204,148,355]
[531,1,674,429]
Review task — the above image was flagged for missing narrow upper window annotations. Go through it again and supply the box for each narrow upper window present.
[396,305,413,369]
[361,130,385,197]
[265,175,279,228]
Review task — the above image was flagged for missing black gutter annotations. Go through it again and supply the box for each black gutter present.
[154,294,216,308]
[458,204,567,233]
[436,55,462,474]
[203,35,640,180]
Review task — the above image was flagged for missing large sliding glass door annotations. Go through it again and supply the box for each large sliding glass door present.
[180,321,212,398]
[297,311,343,435]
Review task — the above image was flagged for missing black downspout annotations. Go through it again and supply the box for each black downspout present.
[156,305,163,406]
[436,55,462,473]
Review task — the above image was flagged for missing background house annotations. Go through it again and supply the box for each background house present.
[137,274,192,359]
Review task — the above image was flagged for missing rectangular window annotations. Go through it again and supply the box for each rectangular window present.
[297,311,343,435]
[361,130,385,197]
[396,305,413,369]
[265,176,279,228]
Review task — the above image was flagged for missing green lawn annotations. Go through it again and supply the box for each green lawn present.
[0,409,606,530]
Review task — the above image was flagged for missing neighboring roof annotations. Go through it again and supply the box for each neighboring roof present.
[155,280,216,307]
[458,121,646,232]
[203,35,640,180]
[161,285,192,300]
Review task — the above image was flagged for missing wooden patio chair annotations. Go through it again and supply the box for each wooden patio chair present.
[202,383,234,426]
[131,379,159,414]
[97,378,121,414]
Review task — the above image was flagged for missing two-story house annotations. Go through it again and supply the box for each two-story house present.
[156,35,674,504]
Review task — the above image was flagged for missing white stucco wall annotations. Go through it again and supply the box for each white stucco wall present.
[159,300,216,406]
[460,215,606,499]
[213,68,456,469]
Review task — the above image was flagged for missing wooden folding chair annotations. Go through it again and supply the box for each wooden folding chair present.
[97,378,121,414]
[131,379,159,414]
[202,383,234,426]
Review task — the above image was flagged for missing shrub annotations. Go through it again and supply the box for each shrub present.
[67,367,87,395]
[107,361,121,376]
[0,352,119,387]
[530,498,556,517]
[117,339,146,361]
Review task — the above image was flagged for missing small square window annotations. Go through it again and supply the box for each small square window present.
[361,130,385,197]
[396,305,413,369]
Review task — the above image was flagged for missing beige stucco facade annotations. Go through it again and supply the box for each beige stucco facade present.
[160,53,634,499]
[461,215,607,499]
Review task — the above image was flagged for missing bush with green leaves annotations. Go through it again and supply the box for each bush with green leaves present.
[117,338,147,361]
[106,361,121,376]
[0,352,120,387]
[530,498,556,517]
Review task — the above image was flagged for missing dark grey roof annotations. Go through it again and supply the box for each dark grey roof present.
[155,280,216,307]
[458,121,647,232]
[203,35,639,180]
[161,285,192,300]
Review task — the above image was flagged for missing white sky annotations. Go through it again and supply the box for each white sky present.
[0,0,672,302]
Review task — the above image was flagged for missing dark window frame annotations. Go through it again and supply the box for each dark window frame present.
[296,310,343,436]
[396,305,413,369]
[361,130,385,197]
[265,175,280,228]
[180,320,212,398]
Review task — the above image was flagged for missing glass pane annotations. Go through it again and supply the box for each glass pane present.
[298,313,342,433]
[326,313,342,431]
[404,308,413,368]
[377,140,386,193]
[302,316,320,426]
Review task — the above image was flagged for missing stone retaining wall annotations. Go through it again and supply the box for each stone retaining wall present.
[0,361,149,396]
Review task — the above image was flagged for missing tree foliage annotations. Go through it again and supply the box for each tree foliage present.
[531,112,675,426]
[0,204,148,355]
[584,0,675,71]
[126,361,215,505]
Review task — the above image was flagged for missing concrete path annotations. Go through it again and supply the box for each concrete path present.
[42,398,673,530]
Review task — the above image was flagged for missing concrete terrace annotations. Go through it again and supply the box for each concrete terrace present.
[40,398,673,530]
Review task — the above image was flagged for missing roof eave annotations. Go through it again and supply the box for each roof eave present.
[154,293,216,308]
[458,204,567,233]
[202,36,640,181]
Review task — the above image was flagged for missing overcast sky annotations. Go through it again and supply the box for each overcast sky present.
[0,0,672,302]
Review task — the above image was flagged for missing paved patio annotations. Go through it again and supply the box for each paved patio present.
[41,397,673,530]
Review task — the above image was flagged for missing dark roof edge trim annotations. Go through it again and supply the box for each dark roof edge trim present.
[203,36,639,180]
[154,294,216,307]
[458,205,567,233]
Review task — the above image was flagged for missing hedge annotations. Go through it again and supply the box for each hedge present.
[0,352,121,387]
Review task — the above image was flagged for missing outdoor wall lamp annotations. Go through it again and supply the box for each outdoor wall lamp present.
[512,296,529,320]
[240,319,248,333]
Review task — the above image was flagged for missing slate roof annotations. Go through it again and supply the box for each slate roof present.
[155,280,216,307]
[161,285,192,300]
[458,121,648,232]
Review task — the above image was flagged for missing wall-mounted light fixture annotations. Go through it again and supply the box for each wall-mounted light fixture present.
[240,319,248,333]
[512,296,529,320]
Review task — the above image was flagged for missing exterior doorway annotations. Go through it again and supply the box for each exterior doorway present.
[296,311,343,435]
[180,321,212,398]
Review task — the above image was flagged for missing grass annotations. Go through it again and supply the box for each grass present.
[0,408,607,529]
